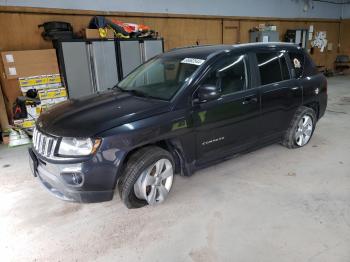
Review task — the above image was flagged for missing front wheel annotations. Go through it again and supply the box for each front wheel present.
[118,146,175,209]
[282,106,317,149]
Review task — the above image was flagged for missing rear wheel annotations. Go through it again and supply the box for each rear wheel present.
[282,106,316,149]
[118,146,175,209]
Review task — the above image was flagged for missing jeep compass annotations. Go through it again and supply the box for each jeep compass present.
[29,43,327,208]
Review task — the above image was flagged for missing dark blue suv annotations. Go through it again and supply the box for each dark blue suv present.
[29,43,327,208]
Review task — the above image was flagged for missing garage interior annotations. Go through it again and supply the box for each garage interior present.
[0,0,350,261]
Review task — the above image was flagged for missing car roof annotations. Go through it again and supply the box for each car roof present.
[163,42,302,60]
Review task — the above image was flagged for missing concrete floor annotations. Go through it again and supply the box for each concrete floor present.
[1,76,350,262]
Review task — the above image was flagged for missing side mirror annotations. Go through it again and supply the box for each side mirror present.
[197,84,221,103]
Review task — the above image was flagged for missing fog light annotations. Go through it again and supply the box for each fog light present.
[61,172,83,185]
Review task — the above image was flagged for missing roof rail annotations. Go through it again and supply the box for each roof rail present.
[169,44,215,52]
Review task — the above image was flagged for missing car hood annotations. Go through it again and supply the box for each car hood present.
[37,90,170,137]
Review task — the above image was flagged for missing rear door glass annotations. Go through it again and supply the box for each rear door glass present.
[256,52,283,85]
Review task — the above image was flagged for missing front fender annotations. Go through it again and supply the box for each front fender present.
[97,109,196,176]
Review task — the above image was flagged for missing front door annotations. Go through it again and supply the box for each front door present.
[192,53,260,166]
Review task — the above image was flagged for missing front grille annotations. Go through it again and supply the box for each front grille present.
[32,128,58,158]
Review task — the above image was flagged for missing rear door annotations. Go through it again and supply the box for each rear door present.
[255,50,302,140]
[192,52,260,165]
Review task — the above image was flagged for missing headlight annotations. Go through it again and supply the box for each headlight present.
[58,137,101,157]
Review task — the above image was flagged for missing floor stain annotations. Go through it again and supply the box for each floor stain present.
[51,204,82,217]
[338,96,350,105]
[189,211,221,262]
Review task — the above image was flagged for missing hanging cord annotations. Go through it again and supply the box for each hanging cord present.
[313,0,350,4]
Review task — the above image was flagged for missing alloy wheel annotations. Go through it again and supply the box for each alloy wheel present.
[295,115,313,146]
[134,158,174,205]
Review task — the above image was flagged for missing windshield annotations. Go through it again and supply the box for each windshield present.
[117,56,204,100]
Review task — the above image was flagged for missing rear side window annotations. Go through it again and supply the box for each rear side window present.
[257,52,288,85]
[288,52,304,78]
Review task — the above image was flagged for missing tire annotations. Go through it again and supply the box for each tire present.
[118,146,175,209]
[282,106,316,149]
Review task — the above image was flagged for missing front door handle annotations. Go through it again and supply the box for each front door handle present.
[242,96,258,105]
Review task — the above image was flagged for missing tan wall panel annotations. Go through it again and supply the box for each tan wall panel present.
[238,19,340,69]
[0,13,222,52]
[162,18,222,50]
[307,21,340,69]
[0,8,345,70]
[222,20,239,44]
[340,19,350,55]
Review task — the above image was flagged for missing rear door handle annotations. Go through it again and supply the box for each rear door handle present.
[242,96,258,105]
[291,86,300,91]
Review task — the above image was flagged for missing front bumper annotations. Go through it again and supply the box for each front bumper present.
[29,148,115,203]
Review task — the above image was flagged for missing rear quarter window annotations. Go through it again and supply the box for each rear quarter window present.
[288,51,318,78]
[288,52,304,78]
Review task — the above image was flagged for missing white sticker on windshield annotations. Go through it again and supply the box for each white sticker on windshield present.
[181,58,205,66]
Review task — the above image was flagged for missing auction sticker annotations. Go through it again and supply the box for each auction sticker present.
[181,58,205,66]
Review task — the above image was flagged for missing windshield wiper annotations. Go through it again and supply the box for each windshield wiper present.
[110,84,123,91]
[124,89,150,98]
[112,85,149,98]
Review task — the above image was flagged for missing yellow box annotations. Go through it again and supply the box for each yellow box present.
[19,75,48,87]
[47,74,62,84]
[33,76,48,86]
[13,119,36,129]
[18,78,32,87]
[22,119,36,128]
[38,87,67,100]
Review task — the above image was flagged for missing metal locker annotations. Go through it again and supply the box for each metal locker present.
[143,40,163,62]
[119,40,142,77]
[61,42,94,99]
[90,41,119,92]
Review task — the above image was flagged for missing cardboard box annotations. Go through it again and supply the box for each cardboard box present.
[2,134,10,145]
[1,49,60,79]
[4,63,59,79]
[0,81,10,131]
[0,49,65,124]
[85,28,114,39]
[0,77,22,122]
[1,49,57,66]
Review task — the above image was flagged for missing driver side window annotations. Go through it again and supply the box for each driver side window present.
[201,54,248,95]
